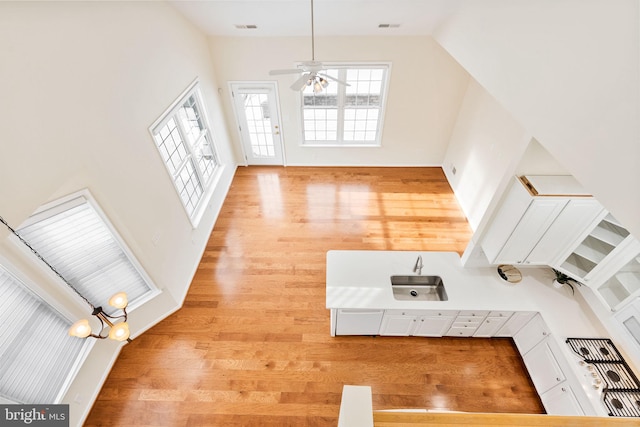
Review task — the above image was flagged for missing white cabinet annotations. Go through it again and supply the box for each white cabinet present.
[495,311,536,337]
[521,335,586,416]
[481,176,600,266]
[445,310,489,337]
[555,212,640,309]
[379,311,419,336]
[513,313,549,354]
[473,311,513,337]
[380,310,458,337]
[412,310,458,337]
[336,309,384,335]
[526,199,604,265]
[540,382,584,416]
[522,338,566,394]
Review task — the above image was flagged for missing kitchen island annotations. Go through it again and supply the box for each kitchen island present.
[326,250,631,418]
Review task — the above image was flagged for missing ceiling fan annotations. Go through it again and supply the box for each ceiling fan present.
[269,0,349,93]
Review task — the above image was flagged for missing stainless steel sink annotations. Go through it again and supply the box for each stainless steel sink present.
[390,275,448,301]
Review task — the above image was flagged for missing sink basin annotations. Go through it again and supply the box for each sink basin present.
[391,275,448,301]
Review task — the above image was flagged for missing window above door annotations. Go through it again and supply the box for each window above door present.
[300,63,390,147]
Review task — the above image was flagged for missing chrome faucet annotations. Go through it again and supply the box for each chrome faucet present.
[413,255,423,275]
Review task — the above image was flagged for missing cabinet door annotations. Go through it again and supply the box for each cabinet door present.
[513,313,549,354]
[495,198,568,264]
[473,316,510,337]
[482,180,533,263]
[540,382,584,416]
[413,316,455,337]
[522,338,566,394]
[495,311,535,337]
[379,314,417,336]
[527,199,604,265]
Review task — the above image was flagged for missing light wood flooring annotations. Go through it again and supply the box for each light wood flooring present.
[85,167,544,426]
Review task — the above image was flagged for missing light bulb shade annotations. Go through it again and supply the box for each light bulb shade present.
[320,79,329,88]
[313,81,323,93]
[109,322,130,341]
[69,319,92,338]
[108,292,128,309]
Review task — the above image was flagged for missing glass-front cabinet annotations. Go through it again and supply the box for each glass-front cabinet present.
[596,250,640,310]
[554,213,640,311]
[559,214,630,281]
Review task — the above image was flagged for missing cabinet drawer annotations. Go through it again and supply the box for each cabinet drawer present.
[446,326,476,337]
[384,309,430,316]
[451,321,481,328]
[488,311,513,318]
[458,310,489,318]
[427,310,459,317]
[455,316,484,324]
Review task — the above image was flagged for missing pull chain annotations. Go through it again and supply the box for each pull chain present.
[0,214,95,309]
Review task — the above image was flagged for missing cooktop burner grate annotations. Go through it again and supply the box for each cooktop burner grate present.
[603,391,640,417]
[566,337,624,362]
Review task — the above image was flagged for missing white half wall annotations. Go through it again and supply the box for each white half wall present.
[434,0,640,238]
[0,2,236,425]
[209,36,470,166]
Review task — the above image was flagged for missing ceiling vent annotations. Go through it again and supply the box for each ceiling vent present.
[378,24,401,28]
[234,24,258,30]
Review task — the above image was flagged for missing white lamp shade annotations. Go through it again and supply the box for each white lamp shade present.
[109,322,130,341]
[108,292,128,309]
[69,319,92,338]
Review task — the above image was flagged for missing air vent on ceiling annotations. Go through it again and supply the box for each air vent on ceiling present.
[235,24,258,30]
[378,24,401,28]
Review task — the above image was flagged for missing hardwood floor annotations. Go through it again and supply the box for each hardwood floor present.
[85,167,543,426]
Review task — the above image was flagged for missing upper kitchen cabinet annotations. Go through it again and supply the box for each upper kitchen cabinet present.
[555,213,640,310]
[481,176,602,266]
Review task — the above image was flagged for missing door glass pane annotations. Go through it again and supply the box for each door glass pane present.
[242,93,275,159]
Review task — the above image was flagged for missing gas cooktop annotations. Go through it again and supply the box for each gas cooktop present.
[566,338,640,417]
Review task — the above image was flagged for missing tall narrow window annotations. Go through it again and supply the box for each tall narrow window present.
[0,266,86,403]
[18,194,156,313]
[302,64,390,146]
[151,81,219,225]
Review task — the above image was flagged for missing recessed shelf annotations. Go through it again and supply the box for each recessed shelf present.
[561,253,596,278]
[590,221,628,247]
[573,236,614,264]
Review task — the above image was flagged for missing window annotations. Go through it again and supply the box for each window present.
[150,81,219,225]
[17,194,157,314]
[302,64,390,146]
[0,266,87,403]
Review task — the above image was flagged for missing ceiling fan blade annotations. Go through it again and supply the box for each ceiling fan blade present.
[290,73,311,91]
[317,73,351,86]
[269,69,303,76]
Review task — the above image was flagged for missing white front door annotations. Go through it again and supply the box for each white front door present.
[230,82,284,165]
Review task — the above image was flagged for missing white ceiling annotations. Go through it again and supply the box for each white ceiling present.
[168,0,464,37]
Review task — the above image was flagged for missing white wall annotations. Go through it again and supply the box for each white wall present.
[434,0,640,238]
[443,80,530,231]
[209,36,470,166]
[0,2,236,425]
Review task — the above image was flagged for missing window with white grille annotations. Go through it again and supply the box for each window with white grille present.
[0,266,87,403]
[151,81,219,225]
[302,64,390,146]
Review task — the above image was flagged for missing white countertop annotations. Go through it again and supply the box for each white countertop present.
[326,250,607,338]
